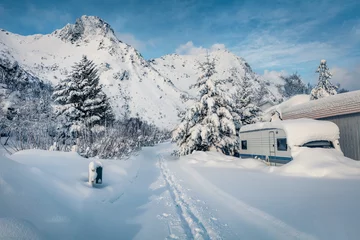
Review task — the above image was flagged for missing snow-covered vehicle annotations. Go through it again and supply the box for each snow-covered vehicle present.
[239,119,342,165]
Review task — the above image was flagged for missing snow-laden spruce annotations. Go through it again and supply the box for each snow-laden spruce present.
[172,55,240,156]
[232,76,262,125]
[310,59,337,100]
[276,73,309,98]
[52,55,114,145]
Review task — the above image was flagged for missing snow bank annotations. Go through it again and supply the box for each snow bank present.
[240,118,340,147]
[181,150,269,170]
[180,143,360,179]
[274,148,360,178]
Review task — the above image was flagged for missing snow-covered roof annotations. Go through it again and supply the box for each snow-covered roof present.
[240,119,340,147]
[282,90,360,120]
[262,94,310,121]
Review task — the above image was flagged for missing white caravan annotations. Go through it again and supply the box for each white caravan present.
[239,119,342,165]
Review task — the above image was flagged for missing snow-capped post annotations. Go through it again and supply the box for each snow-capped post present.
[88,161,103,186]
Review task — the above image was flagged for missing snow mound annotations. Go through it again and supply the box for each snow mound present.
[182,150,268,170]
[275,148,360,178]
[0,218,43,240]
[181,146,360,179]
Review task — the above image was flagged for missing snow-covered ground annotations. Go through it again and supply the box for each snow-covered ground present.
[1,142,360,239]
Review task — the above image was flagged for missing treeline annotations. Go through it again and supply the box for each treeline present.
[0,56,169,158]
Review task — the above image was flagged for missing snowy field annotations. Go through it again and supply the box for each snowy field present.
[1,142,360,240]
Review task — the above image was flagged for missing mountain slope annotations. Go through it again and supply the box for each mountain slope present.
[0,16,185,128]
[149,51,283,103]
[0,15,283,129]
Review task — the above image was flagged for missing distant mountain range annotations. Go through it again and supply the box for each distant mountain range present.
[0,15,283,129]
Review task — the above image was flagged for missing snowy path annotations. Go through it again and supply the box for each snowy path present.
[1,142,360,239]
[158,155,216,240]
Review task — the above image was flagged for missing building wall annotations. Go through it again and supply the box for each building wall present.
[319,113,360,160]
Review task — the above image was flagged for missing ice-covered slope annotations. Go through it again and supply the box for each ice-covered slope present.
[0,16,184,128]
[0,15,283,128]
[150,51,283,102]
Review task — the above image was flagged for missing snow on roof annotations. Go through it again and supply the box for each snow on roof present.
[240,119,340,147]
[282,90,360,120]
[262,94,310,121]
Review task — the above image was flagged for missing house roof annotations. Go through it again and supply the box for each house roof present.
[282,90,360,120]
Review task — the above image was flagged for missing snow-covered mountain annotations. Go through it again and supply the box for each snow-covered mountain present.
[150,51,282,102]
[0,15,283,128]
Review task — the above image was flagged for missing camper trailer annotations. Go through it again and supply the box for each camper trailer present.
[239,119,342,165]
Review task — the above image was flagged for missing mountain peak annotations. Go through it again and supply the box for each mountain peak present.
[53,15,117,43]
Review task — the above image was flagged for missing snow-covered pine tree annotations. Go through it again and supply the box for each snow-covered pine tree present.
[310,59,337,100]
[172,54,240,156]
[232,76,262,125]
[277,73,307,98]
[52,55,114,148]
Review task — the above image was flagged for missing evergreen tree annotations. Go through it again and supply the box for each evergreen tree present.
[310,60,337,100]
[277,73,307,98]
[233,77,262,126]
[172,55,240,156]
[52,56,114,147]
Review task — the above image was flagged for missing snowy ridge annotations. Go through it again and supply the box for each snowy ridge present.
[0,15,283,128]
[150,51,283,103]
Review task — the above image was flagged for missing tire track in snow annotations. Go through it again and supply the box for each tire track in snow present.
[183,165,317,240]
[158,155,216,240]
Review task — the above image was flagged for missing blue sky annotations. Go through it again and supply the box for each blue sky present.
[1,0,359,89]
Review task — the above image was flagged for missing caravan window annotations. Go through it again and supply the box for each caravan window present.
[277,138,287,151]
[302,141,334,149]
[241,140,247,150]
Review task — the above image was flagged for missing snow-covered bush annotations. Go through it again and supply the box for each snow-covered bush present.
[78,118,170,159]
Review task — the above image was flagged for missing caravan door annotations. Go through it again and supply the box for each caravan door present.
[269,131,276,157]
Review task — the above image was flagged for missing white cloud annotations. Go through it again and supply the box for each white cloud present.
[115,32,146,50]
[262,69,288,85]
[175,41,227,55]
[231,32,343,69]
[331,66,360,90]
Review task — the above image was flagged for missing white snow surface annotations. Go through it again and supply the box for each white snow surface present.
[241,118,340,147]
[0,16,283,128]
[1,142,360,239]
